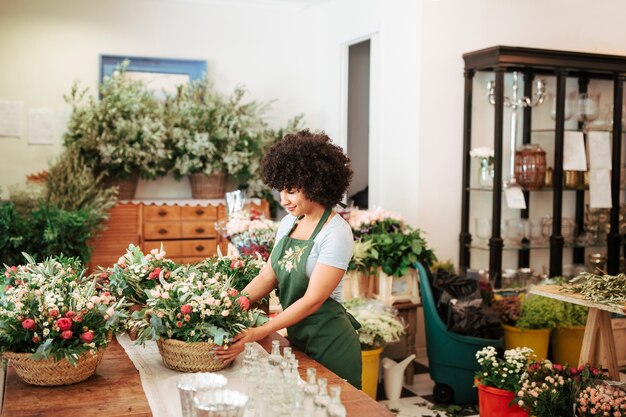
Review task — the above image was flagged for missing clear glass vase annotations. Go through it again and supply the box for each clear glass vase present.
[478,158,494,188]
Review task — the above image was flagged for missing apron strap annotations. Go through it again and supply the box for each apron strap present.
[309,207,332,241]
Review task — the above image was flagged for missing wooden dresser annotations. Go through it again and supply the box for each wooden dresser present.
[88,199,268,272]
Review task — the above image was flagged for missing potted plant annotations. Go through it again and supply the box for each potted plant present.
[495,294,562,359]
[0,254,127,386]
[165,79,302,199]
[575,380,626,416]
[474,346,533,417]
[132,262,268,372]
[515,360,607,417]
[63,61,171,199]
[550,301,588,367]
[344,297,405,399]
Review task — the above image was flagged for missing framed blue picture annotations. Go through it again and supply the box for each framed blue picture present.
[99,55,207,98]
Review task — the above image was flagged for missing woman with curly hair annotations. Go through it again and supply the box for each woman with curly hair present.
[216,129,362,389]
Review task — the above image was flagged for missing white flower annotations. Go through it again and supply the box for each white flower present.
[469,147,495,159]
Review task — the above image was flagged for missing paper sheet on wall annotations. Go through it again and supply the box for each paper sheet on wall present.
[0,100,23,137]
[505,185,526,209]
[589,170,612,208]
[28,108,54,145]
[588,131,612,170]
[563,131,587,171]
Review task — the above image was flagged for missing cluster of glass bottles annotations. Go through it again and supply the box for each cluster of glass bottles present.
[241,340,346,417]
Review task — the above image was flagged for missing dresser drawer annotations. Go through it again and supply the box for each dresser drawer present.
[181,221,215,238]
[181,239,217,258]
[181,205,218,221]
[142,240,183,257]
[144,222,182,240]
[144,205,181,222]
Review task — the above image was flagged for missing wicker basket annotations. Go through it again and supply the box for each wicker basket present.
[103,173,139,200]
[189,172,226,199]
[3,348,106,386]
[156,338,229,372]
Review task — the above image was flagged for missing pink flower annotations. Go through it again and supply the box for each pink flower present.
[180,304,192,315]
[49,309,60,318]
[56,317,72,331]
[148,267,162,280]
[230,260,244,269]
[228,288,239,297]
[80,331,94,343]
[60,330,73,340]
[65,310,76,319]
[176,321,183,328]
[237,296,250,310]
[32,335,40,344]
[21,318,35,330]
[221,310,230,317]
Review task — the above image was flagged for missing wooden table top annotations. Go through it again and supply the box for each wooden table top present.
[2,333,393,417]
[529,284,626,315]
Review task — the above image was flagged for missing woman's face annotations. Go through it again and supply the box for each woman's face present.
[280,188,318,217]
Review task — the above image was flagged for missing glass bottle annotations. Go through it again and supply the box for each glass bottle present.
[303,368,318,396]
[314,377,330,409]
[478,157,494,188]
[326,385,346,417]
[269,340,283,367]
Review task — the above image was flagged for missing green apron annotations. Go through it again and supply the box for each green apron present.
[271,208,362,389]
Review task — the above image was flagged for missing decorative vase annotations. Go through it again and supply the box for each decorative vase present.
[361,347,383,400]
[478,158,494,188]
[156,338,229,372]
[103,173,139,200]
[3,348,106,386]
[514,144,546,189]
[551,325,585,367]
[189,172,226,199]
[476,381,529,417]
[502,324,550,360]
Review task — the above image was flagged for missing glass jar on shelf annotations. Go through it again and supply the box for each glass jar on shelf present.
[514,144,546,189]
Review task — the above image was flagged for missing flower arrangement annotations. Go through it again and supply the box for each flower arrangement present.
[217,209,278,260]
[132,264,267,345]
[474,346,534,392]
[63,61,171,180]
[194,255,265,294]
[347,208,436,276]
[343,298,405,350]
[0,254,126,364]
[100,244,182,305]
[576,382,626,416]
[516,360,608,417]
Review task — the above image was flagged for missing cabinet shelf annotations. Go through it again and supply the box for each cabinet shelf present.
[467,242,608,251]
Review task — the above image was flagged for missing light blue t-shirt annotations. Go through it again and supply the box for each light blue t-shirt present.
[275,213,354,302]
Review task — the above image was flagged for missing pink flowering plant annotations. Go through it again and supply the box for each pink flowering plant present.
[194,255,265,296]
[576,382,626,416]
[132,264,268,346]
[100,244,182,305]
[474,346,534,392]
[216,209,277,261]
[0,254,126,364]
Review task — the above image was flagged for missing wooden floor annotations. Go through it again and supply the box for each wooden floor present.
[2,333,393,417]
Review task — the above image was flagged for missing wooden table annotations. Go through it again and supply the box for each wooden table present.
[529,284,626,380]
[2,333,393,417]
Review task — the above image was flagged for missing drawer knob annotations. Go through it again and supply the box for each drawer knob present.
[195,227,205,233]
[195,208,205,215]
[158,228,168,235]
[195,245,205,252]
[158,210,168,217]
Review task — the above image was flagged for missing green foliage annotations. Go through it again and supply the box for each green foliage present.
[516,295,565,329]
[63,61,171,180]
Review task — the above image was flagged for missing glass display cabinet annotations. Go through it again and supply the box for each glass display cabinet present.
[459,46,626,287]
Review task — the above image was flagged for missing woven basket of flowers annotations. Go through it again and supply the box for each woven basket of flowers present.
[156,338,226,372]
[1,255,125,386]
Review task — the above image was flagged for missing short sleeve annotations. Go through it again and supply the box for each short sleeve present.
[275,214,297,243]
[315,220,354,270]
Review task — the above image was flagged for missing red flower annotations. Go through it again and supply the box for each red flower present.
[49,309,60,318]
[80,331,94,343]
[230,259,244,269]
[56,317,72,331]
[60,330,73,340]
[65,310,76,319]
[180,304,192,315]
[228,288,239,297]
[176,321,183,328]
[553,363,564,372]
[32,335,40,344]
[21,318,36,331]
[237,296,250,311]
[148,267,162,280]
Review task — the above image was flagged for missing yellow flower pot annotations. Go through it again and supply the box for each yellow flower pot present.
[551,325,585,367]
[502,324,550,359]
[361,347,383,400]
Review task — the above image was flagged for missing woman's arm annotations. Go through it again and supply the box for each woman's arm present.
[214,262,345,362]
[242,261,278,304]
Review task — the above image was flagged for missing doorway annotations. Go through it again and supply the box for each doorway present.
[346,39,371,209]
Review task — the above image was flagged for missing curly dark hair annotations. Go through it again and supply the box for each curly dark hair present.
[261,129,353,208]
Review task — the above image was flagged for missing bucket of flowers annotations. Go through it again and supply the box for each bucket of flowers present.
[0,254,127,386]
[215,209,277,261]
[576,380,626,416]
[132,262,268,372]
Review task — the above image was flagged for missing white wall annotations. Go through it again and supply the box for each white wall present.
[4,0,626,270]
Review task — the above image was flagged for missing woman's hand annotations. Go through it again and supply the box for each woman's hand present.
[214,327,265,364]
